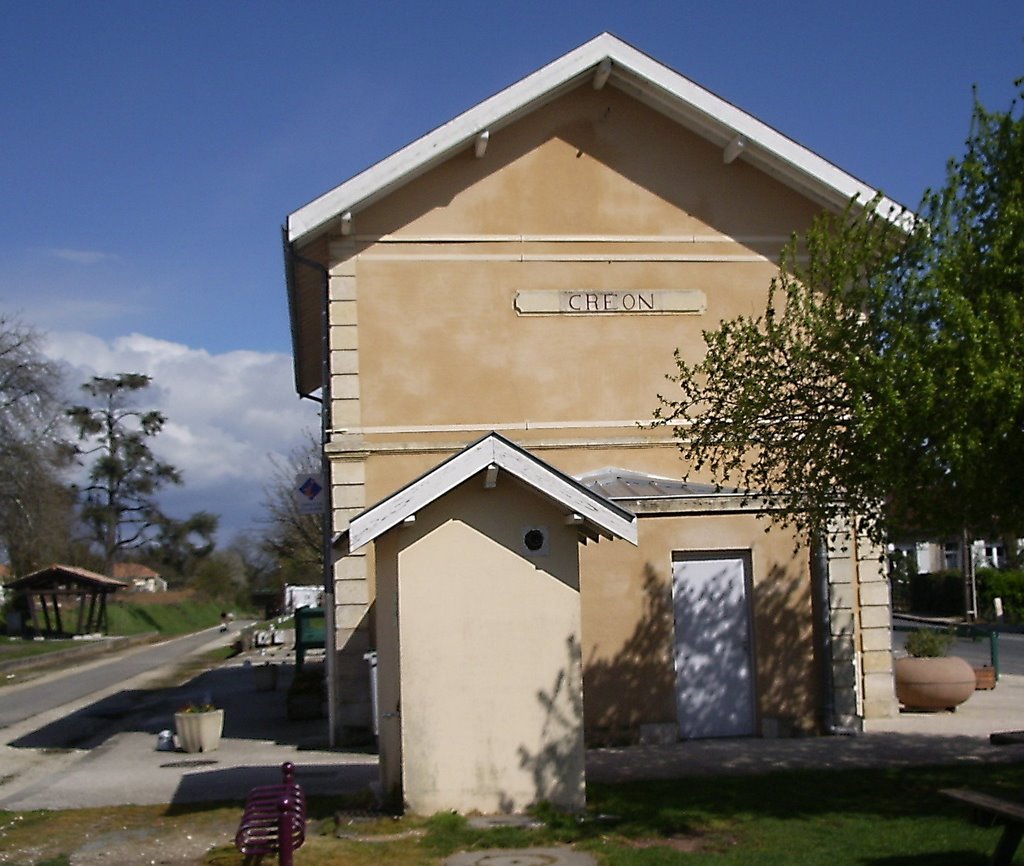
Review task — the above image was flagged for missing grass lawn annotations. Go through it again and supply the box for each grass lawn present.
[105,598,229,636]
[1,762,1021,865]
[0,637,82,663]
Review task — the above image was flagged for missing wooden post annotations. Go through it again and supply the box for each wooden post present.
[75,590,88,634]
[52,592,64,635]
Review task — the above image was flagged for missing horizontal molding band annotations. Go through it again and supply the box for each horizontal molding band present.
[326,433,680,457]
[349,233,790,245]
[332,418,689,436]
[354,252,773,263]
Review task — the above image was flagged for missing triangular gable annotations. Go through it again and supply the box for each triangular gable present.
[344,432,637,552]
[287,32,903,247]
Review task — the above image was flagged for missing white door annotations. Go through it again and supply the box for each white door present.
[672,551,756,738]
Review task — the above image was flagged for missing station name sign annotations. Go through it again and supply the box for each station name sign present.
[514,289,706,315]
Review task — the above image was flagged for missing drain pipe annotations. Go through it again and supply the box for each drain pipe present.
[283,228,338,748]
[811,532,860,736]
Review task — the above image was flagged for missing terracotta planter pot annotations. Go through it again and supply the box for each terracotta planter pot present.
[174,709,224,753]
[894,656,975,711]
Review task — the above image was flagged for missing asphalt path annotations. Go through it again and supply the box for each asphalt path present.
[0,627,234,731]
[893,616,1024,674]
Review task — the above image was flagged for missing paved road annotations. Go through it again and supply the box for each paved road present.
[0,627,234,731]
[893,617,1024,674]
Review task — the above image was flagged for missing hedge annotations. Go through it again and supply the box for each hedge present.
[908,570,964,616]
[977,568,1024,624]
[909,568,1024,623]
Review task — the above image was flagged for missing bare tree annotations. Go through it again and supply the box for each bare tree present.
[259,430,323,586]
[0,315,74,574]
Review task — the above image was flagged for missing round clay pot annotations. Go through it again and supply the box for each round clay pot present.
[894,656,976,711]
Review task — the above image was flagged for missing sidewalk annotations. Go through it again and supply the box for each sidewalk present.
[1,636,1023,811]
[0,633,376,812]
[590,672,1024,783]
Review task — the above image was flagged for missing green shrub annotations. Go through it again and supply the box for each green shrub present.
[904,628,954,657]
[977,567,1024,623]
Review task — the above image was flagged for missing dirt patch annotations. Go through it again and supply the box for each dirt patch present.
[0,805,239,866]
[622,834,712,853]
[70,823,234,865]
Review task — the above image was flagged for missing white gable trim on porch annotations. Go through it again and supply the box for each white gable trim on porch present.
[343,432,637,552]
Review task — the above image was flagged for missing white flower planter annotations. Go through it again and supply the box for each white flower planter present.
[174,709,224,753]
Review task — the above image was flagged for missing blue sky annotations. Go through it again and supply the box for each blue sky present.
[1,1,1020,541]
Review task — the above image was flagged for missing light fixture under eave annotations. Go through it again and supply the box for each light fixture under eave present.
[484,464,498,489]
[339,211,353,235]
[723,135,746,165]
[474,130,490,158]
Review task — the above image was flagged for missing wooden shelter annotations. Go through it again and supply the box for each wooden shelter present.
[6,565,127,636]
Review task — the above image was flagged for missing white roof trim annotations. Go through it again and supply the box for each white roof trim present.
[287,32,904,246]
[346,432,637,551]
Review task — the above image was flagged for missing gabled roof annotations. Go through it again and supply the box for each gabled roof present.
[286,32,903,247]
[111,562,161,580]
[343,432,638,552]
[6,565,128,591]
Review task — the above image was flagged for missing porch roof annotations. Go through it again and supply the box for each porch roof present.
[339,432,638,553]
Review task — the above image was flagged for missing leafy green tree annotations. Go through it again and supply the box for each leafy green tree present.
[145,511,219,584]
[656,80,1024,559]
[0,315,76,574]
[893,81,1024,541]
[67,373,217,572]
[192,549,247,605]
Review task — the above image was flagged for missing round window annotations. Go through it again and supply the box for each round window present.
[524,529,546,552]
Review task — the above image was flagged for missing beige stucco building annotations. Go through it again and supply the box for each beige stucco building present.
[282,33,899,811]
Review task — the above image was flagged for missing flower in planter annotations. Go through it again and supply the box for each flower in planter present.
[177,701,218,714]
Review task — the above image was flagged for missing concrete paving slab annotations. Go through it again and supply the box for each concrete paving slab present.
[588,673,1024,783]
[3,633,1023,812]
[0,637,377,811]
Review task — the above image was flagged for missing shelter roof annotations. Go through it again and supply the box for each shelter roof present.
[340,432,637,552]
[6,565,128,591]
[286,32,903,247]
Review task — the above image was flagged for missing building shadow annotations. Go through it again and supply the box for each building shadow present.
[7,661,332,751]
[581,556,816,745]
[514,634,586,812]
[169,761,377,807]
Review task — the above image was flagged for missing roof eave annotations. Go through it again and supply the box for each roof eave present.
[286,32,909,249]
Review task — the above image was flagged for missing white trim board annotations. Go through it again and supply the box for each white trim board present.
[287,32,906,246]
[344,432,638,552]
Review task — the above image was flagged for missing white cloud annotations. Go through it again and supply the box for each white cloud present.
[44,331,321,540]
[45,248,120,265]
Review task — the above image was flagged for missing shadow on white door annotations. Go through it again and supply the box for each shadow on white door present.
[672,550,756,738]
